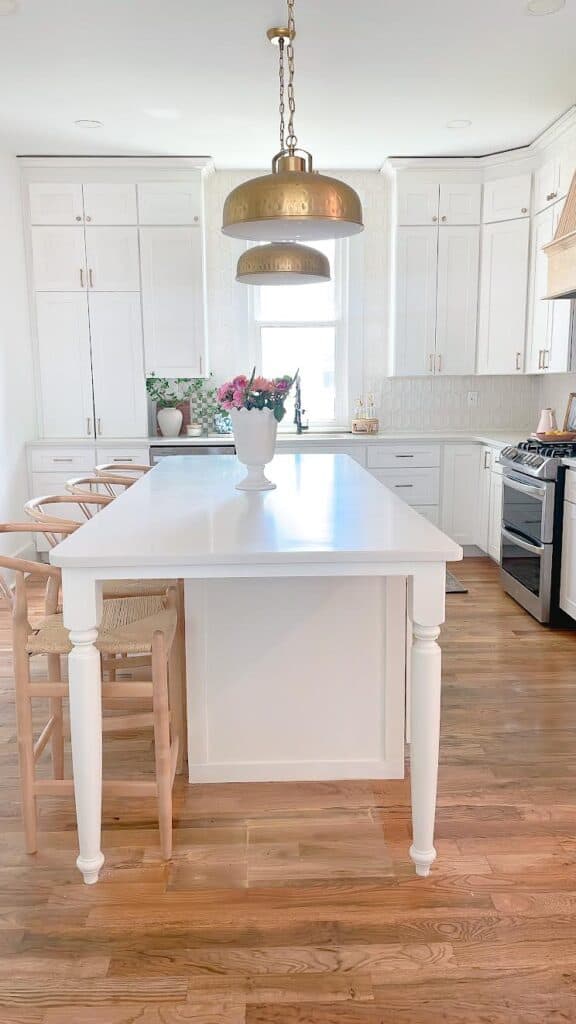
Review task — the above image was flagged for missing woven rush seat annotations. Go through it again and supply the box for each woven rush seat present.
[102,579,173,599]
[26,596,177,656]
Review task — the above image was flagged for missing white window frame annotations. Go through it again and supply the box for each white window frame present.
[248,239,353,428]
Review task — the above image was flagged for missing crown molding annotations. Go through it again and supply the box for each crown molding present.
[381,104,576,175]
[18,155,215,173]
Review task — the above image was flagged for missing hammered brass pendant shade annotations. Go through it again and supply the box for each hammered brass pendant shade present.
[236,242,331,285]
[223,154,364,242]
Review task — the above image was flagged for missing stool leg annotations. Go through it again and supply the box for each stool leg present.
[47,654,64,780]
[14,651,37,854]
[152,631,173,860]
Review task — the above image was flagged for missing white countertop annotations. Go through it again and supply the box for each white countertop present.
[50,454,462,570]
[29,429,530,450]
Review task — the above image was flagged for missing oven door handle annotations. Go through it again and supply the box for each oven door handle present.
[501,527,545,555]
[503,476,547,500]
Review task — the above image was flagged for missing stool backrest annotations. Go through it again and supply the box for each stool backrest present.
[67,474,136,498]
[24,494,109,548]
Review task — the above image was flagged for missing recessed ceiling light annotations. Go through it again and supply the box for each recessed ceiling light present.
[144,108,182,120]
[526,0,565,13]
[74,119,104,129]
[0,0,19,14]
[446,119,472,129]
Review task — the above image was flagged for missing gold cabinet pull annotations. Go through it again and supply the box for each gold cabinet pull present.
[436,353,442,372]
[88,268,94,288]
[80,267,84,287]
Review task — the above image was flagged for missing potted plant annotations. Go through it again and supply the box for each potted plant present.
[217,368,297,490]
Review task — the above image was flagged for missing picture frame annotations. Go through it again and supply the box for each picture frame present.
[563,393,576,432]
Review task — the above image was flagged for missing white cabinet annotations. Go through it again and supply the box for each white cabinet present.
[396,181,439,226]
[396,180,480,226]
[84,227,140,291]
[89,293,148,438]
[31,227,86,291]
[476,446,493,552]
[393,227,437,376]
[35,293,94,439]
[393,224,479,376]
[436,226,480,375]
[137,182,202,225]
[29,183,137,225]
[82,184,137,225]
[477,217,530,374]
[488,468,503,563]
[527,204,572,374]
[441,444,481,546]
[534,157,562,215]
[140,227,207,377]
[367,444,441,469]
[438,184,482,225]
[373,468,440,506]
[560,478,576,620]
[483,174,531,223]
[28,183,84,225]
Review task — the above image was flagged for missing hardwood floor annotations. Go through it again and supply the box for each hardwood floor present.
[1,557,576,1022]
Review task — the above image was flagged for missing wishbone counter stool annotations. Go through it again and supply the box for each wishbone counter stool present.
[0,524,180,860]
[24,494,188,770]
[66,473,139,498]
[95,462,151,477]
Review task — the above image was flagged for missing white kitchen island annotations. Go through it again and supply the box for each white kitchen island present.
[50,454,461,884]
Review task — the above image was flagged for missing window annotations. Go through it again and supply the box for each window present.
[252,239,349,427]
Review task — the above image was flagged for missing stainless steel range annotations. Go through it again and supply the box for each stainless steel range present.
[499,439,576,625]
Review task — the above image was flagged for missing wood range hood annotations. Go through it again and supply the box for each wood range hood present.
[544,172,576,299]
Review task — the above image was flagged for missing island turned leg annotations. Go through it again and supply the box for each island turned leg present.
[408,566,445,878]
[62,571,104,885]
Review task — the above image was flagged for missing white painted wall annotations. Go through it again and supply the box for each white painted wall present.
[0,156,36,557]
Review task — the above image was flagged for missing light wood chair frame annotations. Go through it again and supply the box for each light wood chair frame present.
[0,524,180,859]
[66,474,139,498]
[95,463,151,477]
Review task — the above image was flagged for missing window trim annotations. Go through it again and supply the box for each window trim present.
[248,239,352,428]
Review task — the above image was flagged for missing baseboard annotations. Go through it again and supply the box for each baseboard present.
[462,545,484,557]
[187,759,406,783]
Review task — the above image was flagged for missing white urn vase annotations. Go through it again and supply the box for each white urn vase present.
[230,407,278,491]
[157,406,183,438]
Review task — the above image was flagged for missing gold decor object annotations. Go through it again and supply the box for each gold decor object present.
[351,418,379,435]
[236,242,330,285]
[222,0,364,245]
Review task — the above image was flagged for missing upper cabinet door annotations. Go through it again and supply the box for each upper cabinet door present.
[438,184,481,225]
[393,226,438,376]
[396,181,439,226]
[140,226,207,377]
[35,292,94,438]
[89,292,148,438]
[31,227,87,291]
[29,183,84,225]
[435,226,479,375]
[526,206,553,373]
[82,184,137,225]
[84,227,140,291]
[483,174,532,223]
[477,218,530,374]
[137,182,203,225]
[534,157,561,215]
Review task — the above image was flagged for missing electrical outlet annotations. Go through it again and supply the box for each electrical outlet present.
[467,391,479,407]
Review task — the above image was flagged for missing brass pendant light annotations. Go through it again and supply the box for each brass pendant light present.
[222,0,364,243]
[236,241,331,285]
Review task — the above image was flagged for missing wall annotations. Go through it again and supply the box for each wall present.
[541,373,576,428]
[0,157,36,558]
[203,169,541,431]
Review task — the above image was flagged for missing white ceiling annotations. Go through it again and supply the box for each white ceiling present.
[1,0,576,168]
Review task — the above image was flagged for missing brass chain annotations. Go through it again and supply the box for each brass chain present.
[278,36,285,152]
[285,0,297,152]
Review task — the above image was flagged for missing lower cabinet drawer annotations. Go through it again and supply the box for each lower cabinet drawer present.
[96,447,151,466]
[371,468,440,505]
[412,505,440,526]
[367,444,441,470]
[28,447,95,474]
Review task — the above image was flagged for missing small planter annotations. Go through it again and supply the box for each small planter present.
[157,406,183,438]
[230,407,278,491]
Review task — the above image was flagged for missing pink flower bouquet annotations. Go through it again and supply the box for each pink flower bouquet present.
[217,368,297,422]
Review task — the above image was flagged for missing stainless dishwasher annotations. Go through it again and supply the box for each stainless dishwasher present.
[150,444,235,465]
